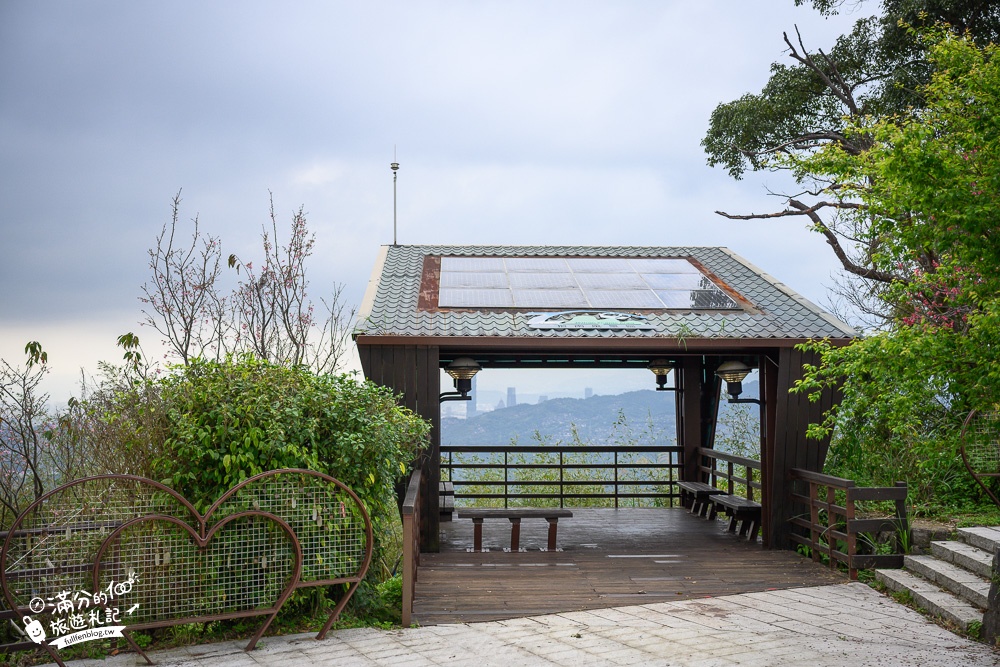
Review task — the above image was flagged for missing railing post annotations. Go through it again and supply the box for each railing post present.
[893,481,908,553]
[401,470,421,627]
[809,481,821,564]
[845,482,857,579]
[560,450,565,509]
[615,449,618,509]
[504,450,509,509]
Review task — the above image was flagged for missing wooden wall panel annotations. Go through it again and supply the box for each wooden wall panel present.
[357,344,442,552]
[415,346,441,552]
[766,347,835,549]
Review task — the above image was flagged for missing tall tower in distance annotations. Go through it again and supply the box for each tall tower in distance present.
[507,387,517,408]
[585,387,593,399]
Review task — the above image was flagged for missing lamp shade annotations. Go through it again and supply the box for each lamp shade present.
[715,360,752,384]
[445,357,481,381]
[647,359,671,391]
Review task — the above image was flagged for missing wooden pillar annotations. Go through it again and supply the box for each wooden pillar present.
[760,350,779,548]
[677,357,720,484]
[676,357,701,485]
[357,343,442,552]
[765,347,836,550]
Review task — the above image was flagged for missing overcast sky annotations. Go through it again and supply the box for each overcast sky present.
[0,1,874,404]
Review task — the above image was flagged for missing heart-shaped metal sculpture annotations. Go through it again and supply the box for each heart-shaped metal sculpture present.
[1,470,372,665]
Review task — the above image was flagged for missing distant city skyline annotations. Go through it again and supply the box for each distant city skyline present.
[439,368,670,419]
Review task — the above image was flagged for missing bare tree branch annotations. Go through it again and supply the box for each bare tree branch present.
[717,199,901,284]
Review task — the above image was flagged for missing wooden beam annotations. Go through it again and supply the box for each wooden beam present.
[356,335,852,351]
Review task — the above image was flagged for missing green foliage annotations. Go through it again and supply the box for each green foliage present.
[791,33,1000,513]
[376,575,403,615]
[154,357,428,527]
[705,3,1000,327]
[705,2,1000,179]
[715,401,760,460]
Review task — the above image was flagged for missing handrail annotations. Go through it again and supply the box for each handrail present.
[697,448,761,471]
[401,469,421,627]
[695,447,761,500]
[440,444,683,508]
[788,468,907,580]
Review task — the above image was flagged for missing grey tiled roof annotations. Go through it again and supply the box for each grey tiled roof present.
[355,245,856,341]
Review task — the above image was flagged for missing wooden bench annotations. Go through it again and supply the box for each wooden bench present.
[439,482,455,522]
[711,495,762,541]
[676,481,727,518]
[457,508,573,552]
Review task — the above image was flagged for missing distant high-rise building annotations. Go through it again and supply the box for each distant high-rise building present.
[538,395,548,403]
[496,399,506,410]
[466,375,478,419]
[585,387,593,399]
[507,387,517,407]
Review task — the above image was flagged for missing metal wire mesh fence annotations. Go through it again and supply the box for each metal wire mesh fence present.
[962,410,1000,509]
[1,470,372,662]
[211,470,371,585]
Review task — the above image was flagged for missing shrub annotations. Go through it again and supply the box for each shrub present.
[153,357,428,530]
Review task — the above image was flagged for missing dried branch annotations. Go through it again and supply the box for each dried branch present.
[716,199,900,284]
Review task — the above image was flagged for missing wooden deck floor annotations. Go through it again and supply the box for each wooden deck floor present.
[413,508,846,625]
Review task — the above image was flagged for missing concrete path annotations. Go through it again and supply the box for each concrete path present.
[45,583,998,666]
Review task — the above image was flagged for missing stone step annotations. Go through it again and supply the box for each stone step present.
[958,526,1000,554]
[903,554,990,609]
[876,568,983,631]
[931,540,994,580]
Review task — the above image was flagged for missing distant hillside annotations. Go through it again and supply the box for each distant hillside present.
[442,390,676,446]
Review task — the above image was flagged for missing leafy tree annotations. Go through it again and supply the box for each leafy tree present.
[0,343,51,528]
[141,191,353,373]
[792,31,1000,511]
[703,1,1000,326]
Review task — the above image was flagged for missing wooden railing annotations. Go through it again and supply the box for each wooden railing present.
[440,445,683,508]
[400,469,421,627]
[696,447,762,500]
[789,469,908,580]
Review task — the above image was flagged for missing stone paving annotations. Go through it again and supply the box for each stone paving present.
[43,583,999,666]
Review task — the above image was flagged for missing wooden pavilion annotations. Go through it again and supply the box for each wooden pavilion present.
[354,245,855,551]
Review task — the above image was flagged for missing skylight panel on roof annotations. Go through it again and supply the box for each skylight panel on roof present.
[440,272,508,289]
[508,273,578,289]
[441,257,506,272]
[585,290,664,309]
[628,258,701,274]
[654,290,697,308]
[439,288,513,307]
[566,258,631,273]
[690,290,739,309]
[512,289,588,308]
[575,273,646,290]
[506,258,569,273]
[435,255,742,311]
[640,273,706,290]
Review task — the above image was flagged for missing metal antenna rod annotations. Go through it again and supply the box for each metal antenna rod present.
[390,149,399,246]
